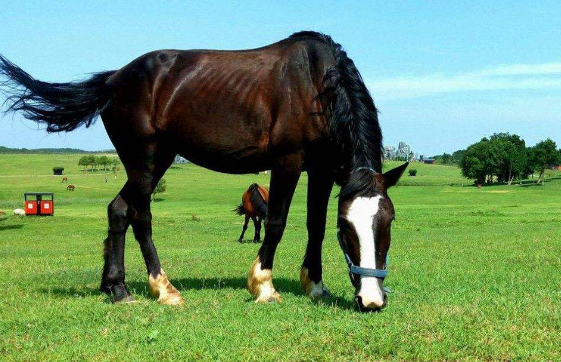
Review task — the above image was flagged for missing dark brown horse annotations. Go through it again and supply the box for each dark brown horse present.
[0,31,407,311]
[66,184,75,191]
[234,183,269,243]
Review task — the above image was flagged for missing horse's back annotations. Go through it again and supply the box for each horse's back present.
[101,37,332,173]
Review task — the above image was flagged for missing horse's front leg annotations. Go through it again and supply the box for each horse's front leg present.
[248,153,301,303]
[125,149,183,306]
[300,162,334,299]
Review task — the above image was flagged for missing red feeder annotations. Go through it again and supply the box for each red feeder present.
[24,193,54,216]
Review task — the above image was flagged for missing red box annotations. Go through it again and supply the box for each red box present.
[25,201,37,215]
[40,200,53,215]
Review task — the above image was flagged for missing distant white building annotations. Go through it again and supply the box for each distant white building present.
[383,142,414,161]
[396,142,411,159]
[383,145,396,160]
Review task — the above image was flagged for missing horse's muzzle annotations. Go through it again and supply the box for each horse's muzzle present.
[355,293,387,312]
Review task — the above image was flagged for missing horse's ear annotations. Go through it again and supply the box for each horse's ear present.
[383,162,409,188]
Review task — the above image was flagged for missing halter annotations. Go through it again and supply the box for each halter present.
[337,229,388,278]
[338,165,391,291]
[354,166,376,173]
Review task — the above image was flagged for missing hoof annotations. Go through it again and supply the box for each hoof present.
[300,267,330,299]
[248,257,281,303]
[158,292,184,306]
[114,295,138,304]
[309,284,330,299]
[149,269,184,306]
[255,291,281,304]
[102,282,134,303]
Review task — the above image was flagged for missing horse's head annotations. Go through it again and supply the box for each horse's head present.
[337,162,408,312]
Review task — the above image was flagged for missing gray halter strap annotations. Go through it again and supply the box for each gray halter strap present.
[354,166,376,173]
[337,229,388,279]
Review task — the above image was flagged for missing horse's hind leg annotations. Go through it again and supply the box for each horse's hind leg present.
[100,185,134,303]
[252,216,262,243]
[238,215,250,243]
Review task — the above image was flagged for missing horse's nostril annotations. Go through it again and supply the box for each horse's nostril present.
[355,296,384,313]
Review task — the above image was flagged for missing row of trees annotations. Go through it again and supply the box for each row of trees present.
[433,150,465,165]
[459,133,560,185]
[78,155,120,172]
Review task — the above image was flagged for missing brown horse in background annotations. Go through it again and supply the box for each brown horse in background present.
[235,183,269,243]
[0,31,408,311]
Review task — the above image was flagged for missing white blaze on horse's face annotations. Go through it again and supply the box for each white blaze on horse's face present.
[345,195,385,308]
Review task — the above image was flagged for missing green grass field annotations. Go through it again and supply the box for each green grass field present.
[1,154,560,361]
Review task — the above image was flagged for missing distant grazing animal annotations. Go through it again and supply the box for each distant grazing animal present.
[67,184,75,191]
[0,211,6,215]
[13,209,25,216]
[61,177,68,183]
[0,31,408,311]
[234,183,269,243]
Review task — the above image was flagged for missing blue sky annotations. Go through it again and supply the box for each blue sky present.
[1,1,560,156]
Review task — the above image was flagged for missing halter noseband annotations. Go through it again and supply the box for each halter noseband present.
[338,165,391,290]
[337,229,389,279]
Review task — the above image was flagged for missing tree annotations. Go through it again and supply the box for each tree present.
[98,156,110,171]
[452,150,465,164]
[488,133,527,184]
[152,178,167,201]
[111,157,120,172]
[460,138,490,184]
[78,156,89,171]
[440,153,452,164]
[528,139,559,182]
[460,133,530,185]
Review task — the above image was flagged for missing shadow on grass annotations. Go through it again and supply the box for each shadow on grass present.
[237,239,262,244]
[41,276,356,311]
[40,286,99,298]
[0,224,23,231]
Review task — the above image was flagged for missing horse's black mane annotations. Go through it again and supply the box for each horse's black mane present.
[290,31,383,176]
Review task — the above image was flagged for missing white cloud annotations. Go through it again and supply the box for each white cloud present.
[368,62,561,100]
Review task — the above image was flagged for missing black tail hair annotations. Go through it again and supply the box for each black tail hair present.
[248,183,268,219]
[290,31,383,173]
[233,204,246,215]
[0,54,115,132]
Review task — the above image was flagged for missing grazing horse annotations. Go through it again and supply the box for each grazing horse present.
[235,183,269,243]
[0,31,407,311]
[61,177,68,183]
[66,184,75,191]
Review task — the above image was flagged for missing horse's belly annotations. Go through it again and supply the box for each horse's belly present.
[174,129,271,174]
[178,147,271,174]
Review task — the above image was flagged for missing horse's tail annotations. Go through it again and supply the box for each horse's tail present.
[249,183,268,219]
[0,54,115,132]
[233,204,246,216]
